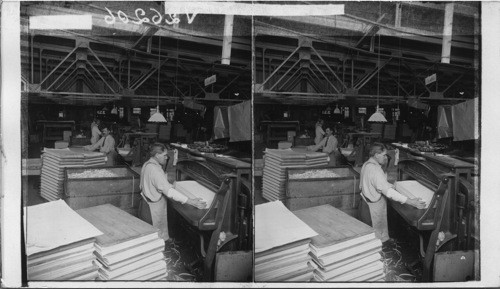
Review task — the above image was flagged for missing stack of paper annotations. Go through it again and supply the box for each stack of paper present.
[77,204,167,281]
[262,149,328,202]
[40,148,105,201]
[255,201,318,282]
[174,180,215,209]
[395,180,434,209]
[304,151,329,166]
[293,205,385,282]
[25,200,102,280]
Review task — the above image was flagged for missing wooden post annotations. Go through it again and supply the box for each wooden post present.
[221,14,234,65]
[395,3,402,28]
[441,3,454,64]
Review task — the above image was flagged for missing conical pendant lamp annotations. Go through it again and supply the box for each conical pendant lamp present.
[149,36,167,123]
[368,32,387,123]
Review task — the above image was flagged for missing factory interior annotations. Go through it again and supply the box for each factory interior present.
[1,0,499,287]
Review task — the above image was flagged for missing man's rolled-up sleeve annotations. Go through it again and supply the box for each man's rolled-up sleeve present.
[372,167,394,195]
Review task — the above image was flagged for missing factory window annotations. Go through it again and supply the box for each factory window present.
[133,107,141,114]
[344,107,349,118]
[392,107,400,120]
[119,107,124,119]
[96,110,106,115]
[165,108,175,121]
[358,107,366,114]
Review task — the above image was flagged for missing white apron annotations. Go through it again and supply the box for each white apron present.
[143,196,170,241]
[360,194,390,243]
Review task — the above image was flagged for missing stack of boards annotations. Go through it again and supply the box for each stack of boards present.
[40,148,106,201]
[25,200,103,280]
[293,204,385,282]
[77,204,168,281]
[262,149,328,202]
[255,201,318,282]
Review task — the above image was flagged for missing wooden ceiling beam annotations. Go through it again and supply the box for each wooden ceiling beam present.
[255,16,474,50]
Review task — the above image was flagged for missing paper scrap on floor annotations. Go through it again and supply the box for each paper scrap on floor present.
[395,180,435,209]
[174,180,215,209]
[24,200,103,256]
[255,201,318,253]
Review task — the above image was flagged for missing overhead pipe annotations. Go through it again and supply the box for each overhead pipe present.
[39,48,43,84]
[221,14,234,65]
[262,48,266,82]
[441,3,454,64]
[31,34,34,83]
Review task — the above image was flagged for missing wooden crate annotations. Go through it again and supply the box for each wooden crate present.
[63,166,141,215]
[284,166,360,214]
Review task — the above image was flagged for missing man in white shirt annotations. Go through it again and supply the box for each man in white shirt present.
[359,142,425,245]
[307,127,340,166]
[139,143,206,242]
[84,126,117,165]
[90,118,102,145]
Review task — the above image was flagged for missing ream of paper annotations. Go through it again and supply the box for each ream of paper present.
[174,181,215,209]
[255,201,317,253]
[395,180,435,209]
[24,200,103,256]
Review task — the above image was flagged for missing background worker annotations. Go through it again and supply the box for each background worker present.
[84,125,117,165]
[359,142,426,245]
[314,119,325,145]
[308,127,341,166]
[90,118,102,145]
[138,143,206,243]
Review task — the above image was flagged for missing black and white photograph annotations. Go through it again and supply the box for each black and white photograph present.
[253,0,483,283]
[16,0,252,284]
[0,0,500,288]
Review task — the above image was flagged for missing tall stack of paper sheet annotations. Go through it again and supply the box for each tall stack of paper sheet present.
[255,201,318,282]
[77,204,167,281]
[293,204,385,282]
[25,200,103,280]
[40,148,106,201]
[262,149,328,202]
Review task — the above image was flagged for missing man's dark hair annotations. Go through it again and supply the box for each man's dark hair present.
[149,143,166,157]
[369,142,387,157]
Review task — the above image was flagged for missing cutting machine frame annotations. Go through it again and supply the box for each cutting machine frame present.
[172,159,239,281]
[392,159,452,281]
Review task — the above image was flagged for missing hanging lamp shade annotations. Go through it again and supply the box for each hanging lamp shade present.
[148,36,167,123]
[110,105,118,115]
[333,105,341,114]
[368,30,386,123]
[149,105,167,123]
[368,105,387,122]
